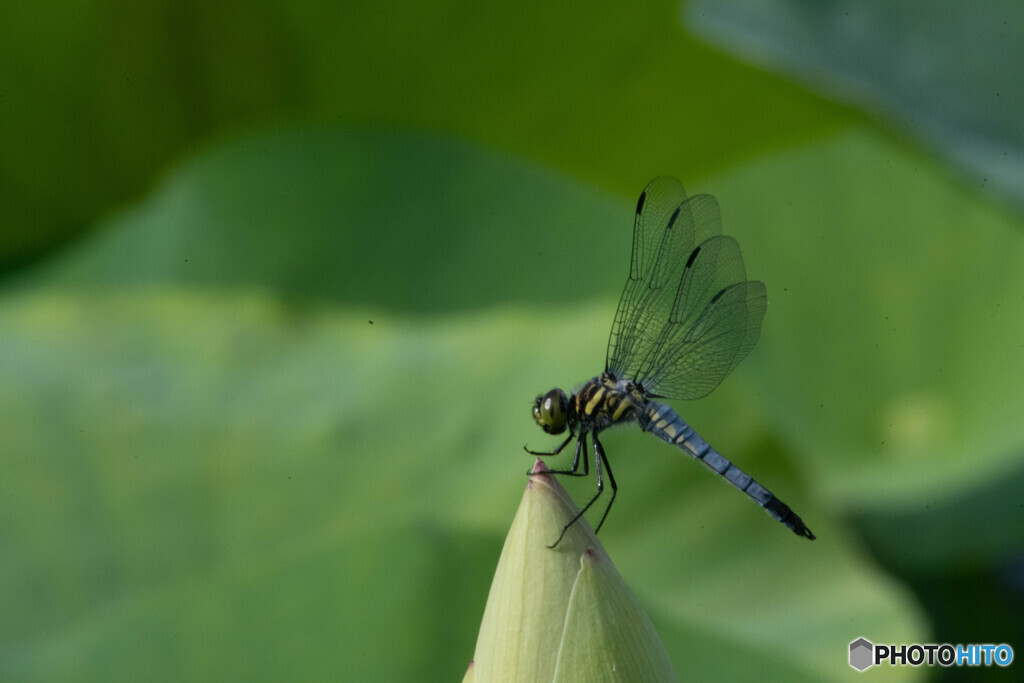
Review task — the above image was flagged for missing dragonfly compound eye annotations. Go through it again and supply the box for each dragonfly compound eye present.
[533,389,568,434]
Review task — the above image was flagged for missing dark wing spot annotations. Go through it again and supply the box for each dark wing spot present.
[666,207,681,230]
[685,246,701,269]
[710,287,728,304]
[636,190,647,215]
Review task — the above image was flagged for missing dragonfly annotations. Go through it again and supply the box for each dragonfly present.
[527,176,814,548]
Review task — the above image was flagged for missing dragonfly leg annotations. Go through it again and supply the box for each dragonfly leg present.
[591,433,617,535]
[548,434,605,549]
[540,433,590,478]
[524,431,574,457]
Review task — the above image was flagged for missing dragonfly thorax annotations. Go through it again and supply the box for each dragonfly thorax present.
[533,376,648,437]
[572,374,648,433]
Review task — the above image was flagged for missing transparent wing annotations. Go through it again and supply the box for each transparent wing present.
[605,177,721,379]
[640,277,767,399]
[606,178,766,400]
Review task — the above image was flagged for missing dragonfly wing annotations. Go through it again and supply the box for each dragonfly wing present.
[641,276,767,400]
[605,177,722,381]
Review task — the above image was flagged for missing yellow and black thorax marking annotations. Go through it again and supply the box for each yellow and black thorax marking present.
[572,374,647,431]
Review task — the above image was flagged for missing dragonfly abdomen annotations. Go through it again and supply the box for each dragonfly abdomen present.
[639,402,815,539]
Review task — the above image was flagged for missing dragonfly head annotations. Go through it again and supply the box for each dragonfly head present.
[533,388,569,434]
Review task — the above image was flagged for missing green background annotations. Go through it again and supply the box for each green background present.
[2,1,1022,680]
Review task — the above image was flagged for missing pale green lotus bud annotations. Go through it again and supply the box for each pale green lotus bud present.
[468,460,678,682]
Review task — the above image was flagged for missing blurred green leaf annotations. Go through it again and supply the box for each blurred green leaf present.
[0,1,306,270]
[21,125,626,313]
[0,0,847,272]
[686,0,1024,211]
[0,289,519,681]
[852,462,1024,574]
[707,129,1024,541]
[0,290,923,681]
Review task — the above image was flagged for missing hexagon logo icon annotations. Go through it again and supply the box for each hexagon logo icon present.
[849,637,874,671]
